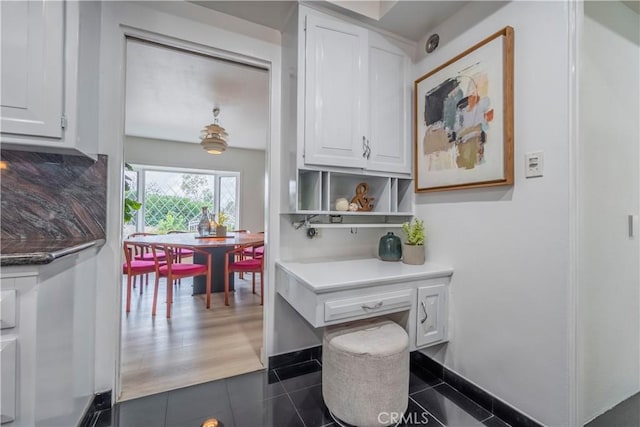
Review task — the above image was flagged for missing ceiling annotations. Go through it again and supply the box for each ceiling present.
[194,1,469,42]
[124,38,269,151]
[125,1,470,150]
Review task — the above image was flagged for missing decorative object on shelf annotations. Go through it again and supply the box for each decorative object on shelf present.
[414,26,514,193]
[401,218,425,265]
[200,107,229,155]
[197,207,211,237]
[378,232,402,262]
[348,203,359,212]
[215,211,230,237]
[335,197,349,211]
[350,182,374,211]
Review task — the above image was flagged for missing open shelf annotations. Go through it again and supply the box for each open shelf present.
[295,169,413,215]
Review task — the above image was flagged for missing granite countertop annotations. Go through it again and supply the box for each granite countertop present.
[0,239,105,266]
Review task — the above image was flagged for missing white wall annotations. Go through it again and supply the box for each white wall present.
[124,136,266,233]
[579,1,640,423]
[96,1,281,398]
[412,2,572,425]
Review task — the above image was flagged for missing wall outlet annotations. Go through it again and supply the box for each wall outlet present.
[525,151,544,178]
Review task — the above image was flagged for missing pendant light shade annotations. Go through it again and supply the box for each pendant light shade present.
[200,108,228,154]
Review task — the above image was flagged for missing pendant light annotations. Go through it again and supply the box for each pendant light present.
[200,107,228,154]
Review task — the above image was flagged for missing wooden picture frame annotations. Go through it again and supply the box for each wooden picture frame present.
[414,26,514,193]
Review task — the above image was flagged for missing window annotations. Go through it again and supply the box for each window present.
[123,166,239,236]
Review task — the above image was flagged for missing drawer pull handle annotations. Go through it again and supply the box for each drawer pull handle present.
[361,301,383,310]
[420,301,428,324]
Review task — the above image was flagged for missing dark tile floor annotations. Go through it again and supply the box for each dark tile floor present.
[585,392,640,427]
[92,359,513,427]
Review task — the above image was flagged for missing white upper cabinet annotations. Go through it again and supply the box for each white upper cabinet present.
[367,33,411,174]
[0,1,100,159]
[304,14,368,169]
[300,8,411,175]
[1,1,64,139]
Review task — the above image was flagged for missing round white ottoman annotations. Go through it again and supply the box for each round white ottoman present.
[322,318,409,427]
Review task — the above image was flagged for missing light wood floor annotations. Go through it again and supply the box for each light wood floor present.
[119,274,264,401]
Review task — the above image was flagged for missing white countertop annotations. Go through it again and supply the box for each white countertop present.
[276,257,453,293]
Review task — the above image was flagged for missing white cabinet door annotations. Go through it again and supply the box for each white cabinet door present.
[1,0,64,138]
[416,284,448,348]
[367,34,411,174]
[304,13,368,168]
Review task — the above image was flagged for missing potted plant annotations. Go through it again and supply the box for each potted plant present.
[401,218,425,265]
[215,211,230,237]
[123,163,141,224]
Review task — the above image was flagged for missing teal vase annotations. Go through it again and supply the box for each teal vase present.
[378,232,402,261]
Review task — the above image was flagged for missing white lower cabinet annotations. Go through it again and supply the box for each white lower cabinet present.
[0,252,97,426]
[416,284,448,348]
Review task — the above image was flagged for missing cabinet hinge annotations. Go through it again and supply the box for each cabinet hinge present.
[61,115,67,129]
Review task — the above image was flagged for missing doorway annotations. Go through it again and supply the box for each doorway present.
[578,1,640,424]
[118,36,270,401]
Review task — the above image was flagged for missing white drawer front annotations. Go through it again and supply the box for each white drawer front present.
[324,289,412,323]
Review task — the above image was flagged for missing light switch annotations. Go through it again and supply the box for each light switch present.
[525,151,544,178]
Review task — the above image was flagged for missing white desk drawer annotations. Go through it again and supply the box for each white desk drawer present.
[324,289,412,323]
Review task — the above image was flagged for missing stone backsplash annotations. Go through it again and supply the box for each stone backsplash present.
[1,149,107,245]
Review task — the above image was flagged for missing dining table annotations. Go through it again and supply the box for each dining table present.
[124,232,264,295]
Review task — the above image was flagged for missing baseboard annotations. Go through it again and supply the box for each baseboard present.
[268,345,322,370]
[410,352,543,427]
[79,390,112,427]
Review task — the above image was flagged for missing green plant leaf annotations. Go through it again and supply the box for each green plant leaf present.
[402,218,425,245]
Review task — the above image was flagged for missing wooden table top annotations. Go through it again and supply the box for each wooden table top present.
[125,232,264,248]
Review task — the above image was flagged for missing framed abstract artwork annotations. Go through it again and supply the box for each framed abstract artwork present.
[414,26,514,193]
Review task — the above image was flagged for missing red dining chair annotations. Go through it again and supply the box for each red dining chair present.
[241,231,264,260]
[167,231,194,262]
[224,242,264,306]
[242,245,264,260]
[167,231,194,285]
[151,244,212,318]
[122,242,166,313]
[127,233,166,287]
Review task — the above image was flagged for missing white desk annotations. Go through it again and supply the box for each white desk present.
[276,258,453,350]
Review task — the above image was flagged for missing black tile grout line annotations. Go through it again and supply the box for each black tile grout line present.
[161,392,170,427]
[223,379,239,427]
[284,389,309,427]
[479,414,496,423]
[407,396,445,427]
[408,379,444,396]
